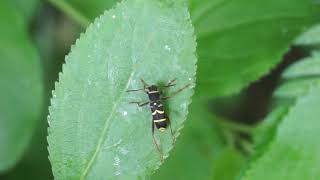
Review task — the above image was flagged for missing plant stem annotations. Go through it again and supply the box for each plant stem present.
[222,129,235,148]
[48,0,90,28]
[217,119,255,134]
[239,139,254,154]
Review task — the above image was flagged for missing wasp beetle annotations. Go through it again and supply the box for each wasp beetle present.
[127,79,190,162]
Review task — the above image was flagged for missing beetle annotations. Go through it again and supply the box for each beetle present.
[127,79,190,162]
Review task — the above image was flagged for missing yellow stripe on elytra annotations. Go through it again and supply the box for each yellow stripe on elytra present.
[148,91,159,94]
[152,109,165,115]
[154,119,167,123]
[159,127,166,132]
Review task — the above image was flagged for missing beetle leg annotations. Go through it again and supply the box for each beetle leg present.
[126,88,145,92]
[140,78,149,87]
[152,122,164,163]
[167,117,176,144]
[129,101,149,107]
[161,84,191,100]
[159,79,177,89]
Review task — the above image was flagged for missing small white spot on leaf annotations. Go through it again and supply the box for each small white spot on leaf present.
[164,45,171,51]
[119,147,129,155]
[113,155,121,176]
[180,103,187,110]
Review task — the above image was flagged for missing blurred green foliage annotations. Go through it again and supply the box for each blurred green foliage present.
[0,0,43,173]
[10,0,40,22]
[0,0,320,179]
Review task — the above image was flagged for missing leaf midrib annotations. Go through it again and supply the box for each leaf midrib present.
[79,71,136,180]
[79,2,151,179]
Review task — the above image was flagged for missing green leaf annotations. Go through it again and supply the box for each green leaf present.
[243,51,320,179]
[10,0,40,22]
[253,106,289,150]
[47,0,197,179]
[241,83,320,180]
[0,123,53,180]
[152,99,225,180]
[274,52,320,100]
[282,52,320,79]
[50,0,320,98]
[212,147,246,180]
[0,1,43,172]
[295,23,320,46]
[190,0,320,97]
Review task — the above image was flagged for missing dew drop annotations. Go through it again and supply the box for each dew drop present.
[122,111,128,116]
[188,78,192,81]
[112,15,116,19]
[164,45,171,51]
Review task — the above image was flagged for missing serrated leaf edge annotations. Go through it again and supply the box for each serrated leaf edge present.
[47,0,198,179]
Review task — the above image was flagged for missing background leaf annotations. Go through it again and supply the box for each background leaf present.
[274,51,320,100]
[0,0,43,172]
[47,0,197,179]
[253,106,289,150]
[212,147,246,180]
[295,23,320,46]
[241,48,320,179]
[66,0,118,21]
[152,98,248,180]
[50,0,320,98]
[152,99,226,180]
[10,0,40,23]
[241,83,320,180]
[190,0,320,97]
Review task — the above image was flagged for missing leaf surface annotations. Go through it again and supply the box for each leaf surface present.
[10,0,40,22]
[47,0,197,179]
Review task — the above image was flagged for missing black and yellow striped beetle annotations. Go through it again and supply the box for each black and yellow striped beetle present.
[127,79,190,162]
